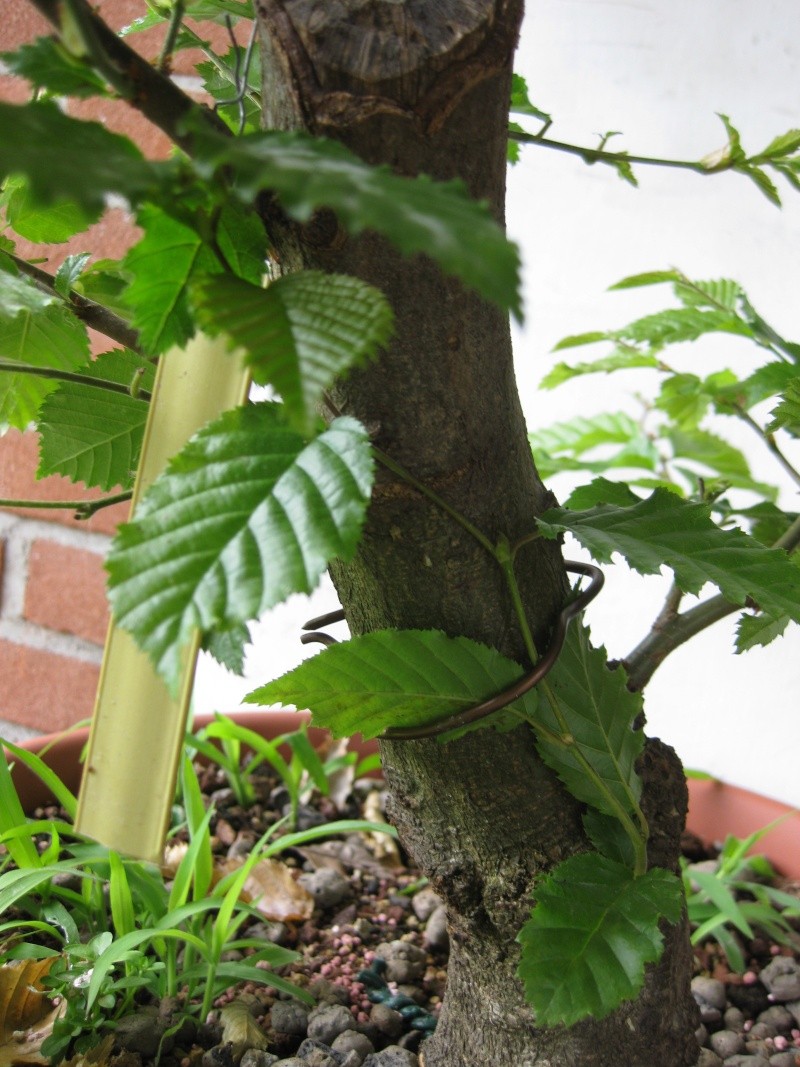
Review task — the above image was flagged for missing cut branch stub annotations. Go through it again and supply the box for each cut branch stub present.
[257,0,523,132]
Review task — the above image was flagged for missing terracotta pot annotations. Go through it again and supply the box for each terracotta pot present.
[9,713,799,878]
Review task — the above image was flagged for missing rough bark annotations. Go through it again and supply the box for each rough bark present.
[255,3,699,1064]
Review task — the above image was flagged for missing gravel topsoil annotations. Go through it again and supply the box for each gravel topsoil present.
[16,756,800,1067]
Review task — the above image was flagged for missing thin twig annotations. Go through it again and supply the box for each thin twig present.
[737,410,800,491]
[5,252,141,353]
[0,359,152,401]
[623,513,800,691]
[510,130,720,175]
[0,491,132,519]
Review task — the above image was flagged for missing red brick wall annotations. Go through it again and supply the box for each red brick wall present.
[0,2,230,737]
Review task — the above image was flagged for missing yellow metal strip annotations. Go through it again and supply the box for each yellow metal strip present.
[75,334,250,862]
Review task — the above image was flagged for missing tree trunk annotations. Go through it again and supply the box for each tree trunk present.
[255,3,699,1063]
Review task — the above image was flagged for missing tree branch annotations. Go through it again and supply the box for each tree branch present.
[623,513,800,691]
[5,252,141,353]
[510,130,719,175]
[24,0,231,153]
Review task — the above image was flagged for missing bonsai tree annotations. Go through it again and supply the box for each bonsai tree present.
[2,2,799,1064]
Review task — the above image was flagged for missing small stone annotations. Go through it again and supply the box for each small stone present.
[423,906,449,953]
[710,1030,745,1058]
[374,941,428,984]
[694,1052,723,1067]
[785,999,800,1027]
[284,803,328,832]
[760,959,800,1003]
[307,1005,356,1046]
[369,1004,403,1040]
[758,1005,794,1033]
[693,977,728,1011]
[271,1001,310,1037]
[721,1057,770,1067]
[202,1046,236,1067]
[240,1052,280,1067]
[768,1053,799,1067]
[331,1030,375,1064]
[411,886,442,922]
[748,1023,777,1040]
[724,1008,746,1030]
[115,1011,166,1058]
[294,1038,343,1066]
[361,1048,419,1067]
[298,869,353,910]
[308,979,351,1006]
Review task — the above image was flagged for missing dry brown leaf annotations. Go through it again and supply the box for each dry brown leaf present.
[60,1035,115,1067]
[0,958,64,1067]
[216,857,314,922]
[162,843,314,921]
[219,1000,268,1054]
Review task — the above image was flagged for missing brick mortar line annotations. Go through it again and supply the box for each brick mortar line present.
[0,618,104,665]
[0,718,43,744]
[0,510,113,555]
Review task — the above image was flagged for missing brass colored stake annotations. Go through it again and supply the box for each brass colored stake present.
[75,333,250,862]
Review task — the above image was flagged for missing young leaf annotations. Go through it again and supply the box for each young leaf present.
[531,624,644,817]
[190,125,523,320]
[540,351,659,389]
[107,405,374,690]
[537,489,800,623]
[245,629,534,740]
[668,428,776,497]
[767,377,800,435]
[193,271,394,434]
[517,853,683,1027]
[609,270,681,291]
[37,349,155,491]
[122,205,221,356]
[54,253,92,297]
[618,307,752,348]
[202,622,252,676]
[735,612,792,653]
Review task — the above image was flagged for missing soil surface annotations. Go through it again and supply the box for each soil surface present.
[21,754,800,1067]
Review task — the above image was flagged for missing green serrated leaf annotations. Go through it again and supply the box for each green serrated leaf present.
[672,276,743,312]
[0,269,58,318]
[107,405,374,690]
[517,854,683,1027]
[537,489,800,622]
[582,810,637,868]
[735,612,792,653]
[0,302,90,429]
[1,37,110,98]
[215,202,268,285]
[612,156,638,187]
[202,622,252,676]
[0,102,156,220]
[245,628,533,740]
[123,205,221,356]
[193,271,394,434]
[4,177,94,244]
[540,351,659,389]
[563,478,642,510]
[54,253,92,298]
[609,271,681,291]
[668,428,776,497]
[551,331,609,351]
[37,349,154,490]
[712,362,797,413]
[767,377,800,435]
[741,165,782,207]
[189,125,522,320]
[531,624,643,816]
[509,74,551,126]
[528,412,644,458]
[618,307,752,348]
[655,374,709,429]
[755,129,800,160]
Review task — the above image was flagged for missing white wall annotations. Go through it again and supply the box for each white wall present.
[195,1,800,806]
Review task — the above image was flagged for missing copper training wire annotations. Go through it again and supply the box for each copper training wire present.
[300,560,604,741]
